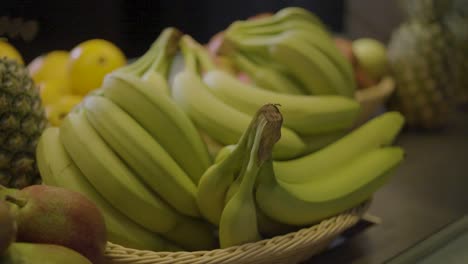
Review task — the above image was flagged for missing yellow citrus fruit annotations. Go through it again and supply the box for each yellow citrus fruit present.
[0,40,24,64]
[28,50,70,84]
[68,39,126,96]
[46,95,82,126]
[39,78,72,106]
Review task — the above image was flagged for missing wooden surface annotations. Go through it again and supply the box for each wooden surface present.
[306,109,468,264]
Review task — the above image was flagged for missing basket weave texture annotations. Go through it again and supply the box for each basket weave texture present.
[104,201,370,264]
[355,77,396,126]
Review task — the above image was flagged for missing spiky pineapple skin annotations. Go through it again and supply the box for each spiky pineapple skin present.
[387,0,458,129]
[444,3,468,106]
[0,58,47,188]
[387,20,455,129]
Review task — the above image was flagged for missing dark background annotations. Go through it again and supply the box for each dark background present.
[0,0,347,63]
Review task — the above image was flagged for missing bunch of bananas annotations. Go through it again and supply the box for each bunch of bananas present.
[36,28,216,251]
[202,7,362,159]
[35,7,406,252]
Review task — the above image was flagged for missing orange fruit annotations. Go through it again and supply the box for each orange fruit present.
[0,40,24,64]
[68,39,126,96]
[28,50,70,84]
[38,78,71,106]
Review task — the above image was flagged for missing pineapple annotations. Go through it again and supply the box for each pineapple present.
[444,0,468,106]
[387,0,456,129]
[0,58,47,188]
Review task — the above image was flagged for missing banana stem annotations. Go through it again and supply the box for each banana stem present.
[146,28,183,77]
[179,37,198,73]
[238,104,283,196]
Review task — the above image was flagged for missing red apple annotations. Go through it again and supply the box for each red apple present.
[334,37,357,66]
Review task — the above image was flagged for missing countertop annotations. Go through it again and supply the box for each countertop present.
[306,108,468,264]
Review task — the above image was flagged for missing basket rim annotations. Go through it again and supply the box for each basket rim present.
[355,76,395,103]
[105,201,370,263]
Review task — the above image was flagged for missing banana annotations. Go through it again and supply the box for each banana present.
[100,71,212,185]
[173,70,307,160]
[219,118,268,248]
[171,37,308,160]
[203,69,360,136]
[274,111,405,184]
[256,147,404,226]
[197,117,255,226]
[60,109,216,250]
[228,22,356,95]
[225,29,350,96]
[82,95,200,218]
[36,127,183,252]
[228,7,325,33]
[228,50,305,94]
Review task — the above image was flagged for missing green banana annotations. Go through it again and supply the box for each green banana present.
[227,22,355,95]
[203,69,360,136]
[224,30,350,96]
[171,36,307,160]
[228,7,325,33]
[100,71,212,185]
[172,70,307,160]
[36,127,183,252]
[196,117,255,225]
[219,114,274,248]
[216,144,299,239]
[256,147,404,226]
[228,50,305,94]
[82,95,199,218]
[60,109,216,250]
[274,112,405,184]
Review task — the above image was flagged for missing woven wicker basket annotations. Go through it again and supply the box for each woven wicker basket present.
[104,201,370,264]
[354,77,396,126]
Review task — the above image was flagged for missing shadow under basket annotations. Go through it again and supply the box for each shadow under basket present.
[104,201,370,264]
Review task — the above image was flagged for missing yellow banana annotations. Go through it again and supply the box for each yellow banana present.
[203,69,360,135]
[274,111,405,183]
[256,147,404,226]
[100,71,212,185]
[60,109,215,250]
[82,95,200,218]
[171,37,308,160]
[36,127,183,252]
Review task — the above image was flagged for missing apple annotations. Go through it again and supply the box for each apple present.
[352,38,388,82]
[334,37,357,66]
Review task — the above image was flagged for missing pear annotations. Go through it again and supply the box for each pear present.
[1,242,92,264]
[0,200,16,254]
[2,185,107,264]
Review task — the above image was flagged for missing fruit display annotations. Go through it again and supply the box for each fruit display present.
[26,39,127,127]
[1,6,410,263]
[0,58,47,189]
[387,0,457,129]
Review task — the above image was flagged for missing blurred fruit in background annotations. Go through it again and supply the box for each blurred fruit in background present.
[0,39,24,64]
[38,78,71,106]
[27,50,70,84]
[352,38,388,83]
[68,39,126,96]
[45,95,83,126]
[25,38,126,127]
[333,36,388,90]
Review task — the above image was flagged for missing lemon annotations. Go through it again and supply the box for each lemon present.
[68,39,126,96]
[28,50,70,84]
[46,95,82,126]
[39,78,72,106]
[0,40,24,64]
